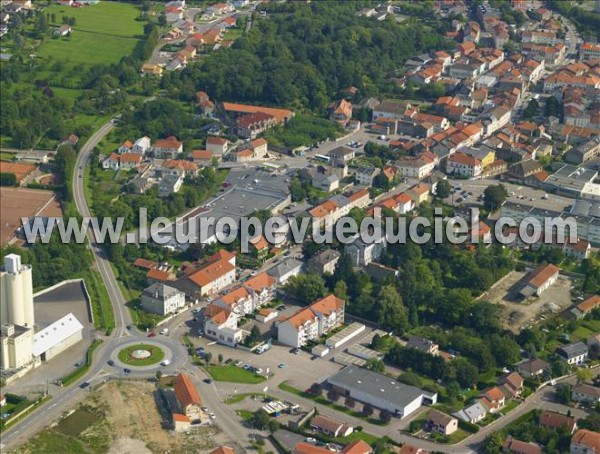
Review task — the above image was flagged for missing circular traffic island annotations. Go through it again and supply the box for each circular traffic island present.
[118,343,165,367]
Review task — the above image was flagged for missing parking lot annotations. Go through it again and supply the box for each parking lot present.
[443,178,576,214]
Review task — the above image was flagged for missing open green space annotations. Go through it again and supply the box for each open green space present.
[39,2,145,70]
[118,343,165,366]
[205,365,266,384]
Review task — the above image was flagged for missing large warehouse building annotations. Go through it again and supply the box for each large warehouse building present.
[328,366,437,418]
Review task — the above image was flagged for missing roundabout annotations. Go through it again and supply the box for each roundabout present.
[117,343,165,367]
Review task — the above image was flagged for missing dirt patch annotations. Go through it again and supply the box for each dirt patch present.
[480,270,574,333]
[15,381,232,454]
[0,161,36,182]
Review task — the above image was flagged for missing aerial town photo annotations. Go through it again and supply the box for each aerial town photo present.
[0,0,600,453]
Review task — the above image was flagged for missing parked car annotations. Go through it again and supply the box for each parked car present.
[79,382,90,389]
[123,368,131,374]
[107,360,115,366]
[203,378,213,384]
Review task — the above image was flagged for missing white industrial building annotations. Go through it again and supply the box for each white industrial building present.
[328,366,437,418]
[0,255,85,376]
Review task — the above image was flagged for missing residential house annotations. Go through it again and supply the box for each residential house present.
[178,250,236,297]
[307,249,340,275]
[243,272,277,310]
[162,159,199,177]
[571,383,600,404]
[118,140,133,154]
[62,134,79,147]
[498,372,524,398]
[172,373,203,429]
[203,303,242,347]
[102,153,120,171]
[158,174,184,197]
[278,294,345,348]
[407,336,439,355]
[557,342,589,365]
[502,437,542,454]
[481,386,506,413]
[206,136,229,155]
[329,99,353,127]
[396,157,435,179]
[154,136,183,158]
[427,410,458,435]
[453,401,487,424]
[507,160,543,180]
[132,136,151,154]
[355,166,381,185]
[165,5,184,23]
[236,111,276,139]
[519,264,559,298]
[190,150,214,166]
[329,146,355,166]
[539,411,577,434]
[372,100,413,121]
[141,283,185,316]
[406,183,431,205]
[575,295,600,320]
[571,429,600,454]
[310,415,353,437]
[345,236,386,267]
[267,258,303,284]
[249,235,269,260]
[446,152,483,178]
[312,172,340,193]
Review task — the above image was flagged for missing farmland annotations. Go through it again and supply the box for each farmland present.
[38,2,145,72]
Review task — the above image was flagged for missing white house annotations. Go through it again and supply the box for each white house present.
[557,342,588,365]
[446,152,482,178]
[141,283,185,316]
[132,136,151,155]
[203,304,243,347]
[519,264,559,297]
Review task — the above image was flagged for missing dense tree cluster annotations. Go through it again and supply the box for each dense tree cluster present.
[165,1,450,110]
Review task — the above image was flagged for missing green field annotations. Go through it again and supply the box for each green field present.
[206,365,266,384]
[38,2,145,69]
[118,343,165,366]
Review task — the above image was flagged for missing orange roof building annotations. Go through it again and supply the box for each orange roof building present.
[520,263,559,297]
[173,373,202,416]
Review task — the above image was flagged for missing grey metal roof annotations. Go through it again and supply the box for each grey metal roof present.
[557,341,588,359]
[267,258,303,279]
[328,365,436,409]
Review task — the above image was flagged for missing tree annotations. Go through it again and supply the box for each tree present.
[522,98,539,119]
[0,173,17,186]
[310,383,323,396]
[218,353,224,365]
[435,179,452,199]
[576,367,592,383]
[555,384,572,405]
[362,403,374,417]
[284,273,327,305]
[452,357,479,388]
[251,409,271,430]
[366,358,385,373]
[327,388,340,402]
[376,286,408,333]
[204,352,213,365]
[551,359,569,378]
[483,184,508,212]
[246,325,262,346]
[333,280,348,300]
[158,14,167,27]
[267,419,279,433]
[345,396,356,408]
[155,370,162,381]
[379,409,392,423]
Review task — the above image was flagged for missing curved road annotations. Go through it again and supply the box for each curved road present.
[0,120,260,453]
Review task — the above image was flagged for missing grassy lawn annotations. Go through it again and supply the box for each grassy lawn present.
[0,152,16,161]
[445,428,470,444]
[336,430,380,445]
[223,28,243,41]
[236,409,254,422]
[206,365,266,384]
[39,2,145,70]
[499,400,520,415]
[278,382,389,426]
[118,343,164,366]
[81,269,115,334]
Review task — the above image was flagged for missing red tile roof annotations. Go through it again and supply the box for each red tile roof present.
[173,373,202,409]
[527,263,559,288]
